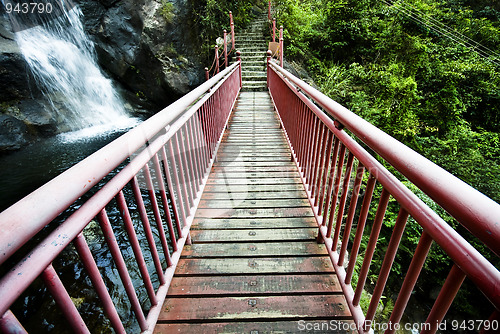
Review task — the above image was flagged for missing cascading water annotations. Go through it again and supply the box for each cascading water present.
[4,0,139,137]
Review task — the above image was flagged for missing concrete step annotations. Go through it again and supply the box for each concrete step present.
[242,75,267,81]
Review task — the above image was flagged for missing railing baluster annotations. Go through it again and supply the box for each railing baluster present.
[143,163,173,255]
[317,130,334,212]
[307,117,321,189]
[326,143,346,238]
[97,209,148,331]
[332,152,355,251]
[195,111,210,174]
[152,154,178,254]
[172,134,192,219]
[300,108,313,173]
[0,310,28,334]
[176,130,195,208]
[73,233,126,334]
[321,136,340,224]
[338,162,365,266]
[386,231,434,333]
[313,123,327,205]
[188,118,203,188]
[421,264,466,334]
[197,107,210,172]
[161,146,184,237]
[297,102,309,164]
[41,264,90,334]
[115,191,157,306]
[365,208,409,328]
[305,115,318,184]
[131,174,172,270]
[180,126,197,198]
[353,188,391,306]
[345,173,377,285]
[353,189,390,305]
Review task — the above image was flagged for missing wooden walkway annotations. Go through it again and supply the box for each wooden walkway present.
[154,92,356,333]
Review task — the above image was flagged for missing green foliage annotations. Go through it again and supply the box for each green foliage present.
[190,0,261,57]
[273,0,500,324]
[159,0,175,23]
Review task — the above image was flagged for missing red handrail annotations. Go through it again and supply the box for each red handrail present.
[0,61,241,333]
[267,58,500,333]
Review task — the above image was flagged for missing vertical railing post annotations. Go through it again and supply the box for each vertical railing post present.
[215,45,219,74]
[223,29,228,69]
[272,18,276,42]
[230,11,235,50]
[267,50,272,88]
[205,67,209,81]
[236,50,242,88]
[279,25,284,67]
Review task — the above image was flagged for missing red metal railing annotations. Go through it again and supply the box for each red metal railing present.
[0,61,241,333]
[205,11,236,80]
[267,58,500,334]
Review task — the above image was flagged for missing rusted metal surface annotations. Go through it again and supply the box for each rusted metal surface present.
[267,59,500,333]
[0,60,242,332]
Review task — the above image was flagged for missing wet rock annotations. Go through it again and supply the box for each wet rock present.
[79,0,204,108]
[0,16,31,101]
[0,114,29,152]
[18,100,57,135]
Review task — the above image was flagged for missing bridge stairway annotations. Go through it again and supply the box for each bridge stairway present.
[235,15,268,91]
[154,91,356,333]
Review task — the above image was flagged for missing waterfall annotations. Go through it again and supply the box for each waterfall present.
[4,0,138,136]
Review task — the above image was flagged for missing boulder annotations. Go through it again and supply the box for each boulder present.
[0,114,29,152]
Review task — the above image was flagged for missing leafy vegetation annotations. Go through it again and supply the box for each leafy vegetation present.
[272,0,499,327]
[189,0,264,62]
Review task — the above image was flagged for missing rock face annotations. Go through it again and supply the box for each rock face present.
[79,0,204,107]
[0,0,205,153]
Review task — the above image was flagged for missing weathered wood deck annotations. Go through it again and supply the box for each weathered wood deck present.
[154,92,356,333]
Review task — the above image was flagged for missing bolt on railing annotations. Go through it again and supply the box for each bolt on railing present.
[267,58,500,334]
[0,61,242,333]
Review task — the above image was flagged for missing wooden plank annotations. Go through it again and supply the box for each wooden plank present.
[215,161,295,167]
[191,217,317,229]
[209,171,300,179]
[218,145,289,150]
[210,166,299,173]
[158,295,350,321]
[175,257,334,275]
[182,241,327,257]
[223,139,286,143]
[203,184,305,193]
[205,178,303,185]
[190,227,317,242]
[168,274,340,295]
[198,198,310,209]
[216,156,293,162]
[156,320,359,334]
[194,207,314,219]
[199,191,307,201]
[217,152,290,158]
